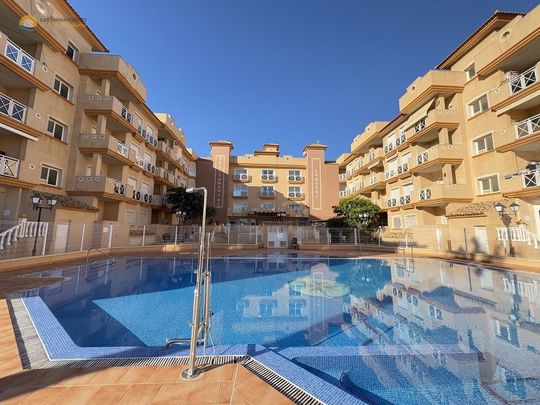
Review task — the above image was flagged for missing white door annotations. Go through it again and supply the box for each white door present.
[474,226,489,254]
[267,226,288,248]
[53,224,69,253]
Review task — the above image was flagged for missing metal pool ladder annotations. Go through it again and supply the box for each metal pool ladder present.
[165,232,213,379]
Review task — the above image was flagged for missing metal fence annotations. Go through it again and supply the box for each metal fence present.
[0,219,539,262]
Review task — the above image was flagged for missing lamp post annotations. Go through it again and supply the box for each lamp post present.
[31,193,57,256]
[494,201,520,257]
[358,211,371,245]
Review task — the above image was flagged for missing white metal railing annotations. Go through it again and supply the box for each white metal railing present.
[387,198,398,207]
[135,156,145,169]
[399,195,411,205]
[417,151,429,165]
[509,64,538,95]
[397,162,409,174]
[113,181,126,195]
[396,132,406,146]
[496,226,539,248]
[0,154,20,178]
[132,189,142,201]
[144,161,156,175]
[385,168,397,180]
[369,175,378,185]
[523,169,540,188]
[339,190,346,198]
[414,118,426,133]
[338,173,347,181]
[0,92,27,122]
[419,188,432,200]
[120,105,132,123]
[515,113,540,139]
[384,143,395,154]
[4,39,35,73]
[368,152,376,161]
[116,141,129,158]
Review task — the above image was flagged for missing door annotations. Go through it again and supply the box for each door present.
[267,226,288,248]
[474,226,489,254]
[53,223,69,253]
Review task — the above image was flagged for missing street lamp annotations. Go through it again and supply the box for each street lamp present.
[509,202,521,214]
[494,201,520,257]
[30,193,57,256]
[494,202,506,217]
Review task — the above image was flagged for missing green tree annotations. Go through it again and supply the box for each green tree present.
[166,188,215,224]
[332,197,380,228]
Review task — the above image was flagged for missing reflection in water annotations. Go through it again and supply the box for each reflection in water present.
[18,254,540,404]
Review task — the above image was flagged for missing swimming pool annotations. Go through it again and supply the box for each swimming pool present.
[10,253,540,404]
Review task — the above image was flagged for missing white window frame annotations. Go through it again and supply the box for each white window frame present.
[234,168,248,176]
[232,202,248,213]
[233,184,248,197]
[40,164,62,186]
[404,214,417,228]
[468,93,489,117]
[465,63,476,80]
[476,174,500,195]
[261,185,274,193]
[261,169,275,179]
[472,132,494,155]
[288,186,301,198]
[46,116,67,141]
[66,41,79,63]
[53,76,72,101]
[392,216,402,229]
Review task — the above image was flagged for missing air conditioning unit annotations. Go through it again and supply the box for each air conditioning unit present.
[241,174,248,180]
[288,176,294,181]
[262,175,268,180]
[268,175,274,180]
[241,191,248,196]
[233,174,240,180]
[295,176,301,181]
[295,193,302,198]
[288,193,295,197]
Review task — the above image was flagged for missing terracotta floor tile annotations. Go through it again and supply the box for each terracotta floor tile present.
[218,381,234,403]
[117,366,157,384]
[86,384,131,405]
[0,386,34,404]
[88,366,129,385]
[151,382,191,404]
[199,364,236,381]
[185,380,221,404]
[52,368,99,386]
[146,365,183,384]
[117,383,161,405]
[59,385,102,404]
[22,386,71,404]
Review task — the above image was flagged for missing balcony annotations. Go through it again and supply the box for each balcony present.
[142,161,156,177]
[79,134,131,165]
[135,125,158,149]
[0,154,20,179]
[367,148,384,168]
[384,168,398,182]
[0,33,50,91]
[70,176,128,201]
[385,194,412,210]
[415,184,472,207]
[497,113,540,152]
[154,167,173,185]
[410,144,464,174]
[0,92,26,123]
[260,190,276,199]
[84,95,137,133]
[365,172,385,190]
[78,53,147,103]
[151,194,168,208]
[261,174,277,183]
[233,173,251,182]
[408,109,461,143]
[157,141,176,164]
[351,121,387,154]
[502,169,540,198]
[129,188,152,205]
[232,191,248,198]
[399,70,466,114]
[492,64,540,114]
[338,173,347,182]
[397,161,410,178]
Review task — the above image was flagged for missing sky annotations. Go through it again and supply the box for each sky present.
[70,0,539,160]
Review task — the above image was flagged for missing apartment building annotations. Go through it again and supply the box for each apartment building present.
[339,6,540,250]
[196,142,339,224]
[0,0,196,226]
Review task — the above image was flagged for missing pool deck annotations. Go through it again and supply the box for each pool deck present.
[0,275,293,405]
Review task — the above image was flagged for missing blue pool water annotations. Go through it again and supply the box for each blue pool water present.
[15,253,540,404]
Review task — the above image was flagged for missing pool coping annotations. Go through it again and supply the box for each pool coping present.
[8,295,364,405]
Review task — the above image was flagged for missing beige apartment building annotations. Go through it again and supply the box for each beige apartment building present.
[196,142,339,225]
[338,7,540,253]
[0,0,196,227]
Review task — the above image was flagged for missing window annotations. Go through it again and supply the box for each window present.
[289,301,305,316]
[261,169,274,180]
[289,203,303,214]
[234,168,248,175]
[66,42,79,62]
[233,184,248,197]
[468,94,489,116]
[234,168,248,180]
[46,118,67,141]
[261,185,274,195]
[288,170,302,180]
[125,210,136,224]
[138,212,148,225]
[144,151,152,164]
[233,202,248,213]
[261,203,275,210]
[128,177,137,189]
[53,76,72,100]
[288,186,301,198]
[465,64,476,80]
[477,175,499,194]
[131,143,141,158]
[259,300,277,317]
[40,165,61,186]
[392,216,402,229]
[473,133,494,154]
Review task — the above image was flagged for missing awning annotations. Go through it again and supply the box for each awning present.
[0,122,38,141]
[403,97,436,130]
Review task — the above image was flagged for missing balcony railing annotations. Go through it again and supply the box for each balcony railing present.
[523,169,540,188]
[395,132,406,146]
[387,198,398,207]
[515,113,540,139]
[132,189,142,201]
[385,168,397,180]
[120,105,132,124]
[116,141,129,158]
[144,161,156,175]
[338,173,347,181]
[414,118,426,133]
[0,92,26,122]
[416,152,429,165]
[509,65,538,95]
[4,39,35,73]
[384,143,395,154]
[419,188,432,200]
[0,155,20,178]
[399,195,411,205]
[397,162,409,174]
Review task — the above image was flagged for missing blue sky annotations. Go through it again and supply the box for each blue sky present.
[71,0,538,159]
